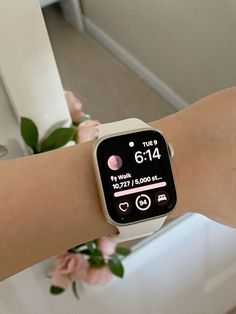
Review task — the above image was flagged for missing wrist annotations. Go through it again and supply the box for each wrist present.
[71,142,117,238]
[152,87,236,227]
[150,114,192,219]
[93,119,177,241]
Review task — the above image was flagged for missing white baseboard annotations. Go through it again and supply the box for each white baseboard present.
[83,16,188,111]
[61,0,84,32]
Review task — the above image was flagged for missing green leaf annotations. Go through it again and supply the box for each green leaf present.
[78,249,91,255]
[87,241,96,253]
[20,117,38,152]
[116,246,131,256]
[89,249,105,268]
[50,285,65,295]
[108,255,124,278]
[67,248,77,254]
[72,282,80,300]
[91,249,103,257]
[72,127,77,143]
[40,127,76,152]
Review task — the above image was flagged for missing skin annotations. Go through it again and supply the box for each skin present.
[0,86,235,281]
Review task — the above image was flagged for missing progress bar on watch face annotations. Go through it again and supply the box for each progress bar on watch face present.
[114,181,167,197]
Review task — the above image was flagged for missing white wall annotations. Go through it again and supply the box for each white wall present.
[0,0,71,141]
[0,77,25,159]
[82,0,236,103]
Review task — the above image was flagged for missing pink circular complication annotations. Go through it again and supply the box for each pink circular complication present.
[107,155,123,171]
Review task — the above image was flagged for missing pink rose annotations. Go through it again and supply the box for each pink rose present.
[64,90,83,121]
[83,266,113,285]
[97,236,117,256]
[51,253,89,289]
[78,120,100,143]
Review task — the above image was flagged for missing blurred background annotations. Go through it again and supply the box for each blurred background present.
[42,0,236,122]
[1,1,236,313]
[42,2,176,123]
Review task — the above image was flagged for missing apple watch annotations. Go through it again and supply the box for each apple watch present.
[93,118,177,242]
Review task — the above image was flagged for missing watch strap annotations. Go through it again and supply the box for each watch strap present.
[94,118,150,138]
[108,216,167,242]
[95,118,169,242]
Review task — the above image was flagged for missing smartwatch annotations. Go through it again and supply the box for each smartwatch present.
[93,118,177,242]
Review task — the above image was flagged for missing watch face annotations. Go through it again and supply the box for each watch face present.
[95,129,177,224]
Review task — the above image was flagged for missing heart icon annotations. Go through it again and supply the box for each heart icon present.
[118,202,129,212]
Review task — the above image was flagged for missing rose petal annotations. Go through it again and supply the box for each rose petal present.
[71,266,88,282]
[78,120,100,143]
[83,266,112,286]
[66,257,79,273]
[97,237,117,256]
[64,90,83,121]
[51,271,70,290]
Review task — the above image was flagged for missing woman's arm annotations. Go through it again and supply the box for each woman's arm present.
[0,87,236,280]
[159,86,236,226]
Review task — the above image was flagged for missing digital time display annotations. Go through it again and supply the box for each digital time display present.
[95,129,177,224]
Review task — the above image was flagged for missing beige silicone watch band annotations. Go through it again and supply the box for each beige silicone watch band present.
[95,118,169,242]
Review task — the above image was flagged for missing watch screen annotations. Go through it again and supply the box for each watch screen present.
[96,129,177,224]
